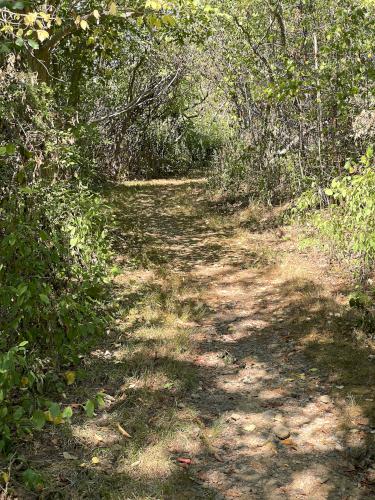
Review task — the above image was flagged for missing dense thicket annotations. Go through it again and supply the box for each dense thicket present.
[206,0,375,204]
[0,0,374,462]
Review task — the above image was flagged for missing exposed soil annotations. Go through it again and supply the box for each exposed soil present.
[24,179,375,499]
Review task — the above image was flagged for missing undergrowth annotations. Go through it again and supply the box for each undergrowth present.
[0,180,115,457]
[294,146,375,333]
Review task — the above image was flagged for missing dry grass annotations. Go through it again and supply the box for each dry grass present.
[15,179,375,499]
[17,181,219,498]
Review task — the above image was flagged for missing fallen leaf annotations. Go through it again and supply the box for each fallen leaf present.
[243,424,256,432]
[177,458,192,465]
[65,371,76,385]
[91,456,100,464]
[63,452,78,460]
[117,423,131,438]
[281,438,297,448]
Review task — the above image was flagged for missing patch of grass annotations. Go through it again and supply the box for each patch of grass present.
[19,251,208,498]
[297,236,319,251]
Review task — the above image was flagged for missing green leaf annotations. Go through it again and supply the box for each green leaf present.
[49,402,61,418]
[27,39,39,50]
[13,407,24,420]
[22,469,44,492]
[84,399,95,417]
[39,293,50,305]
[32,410,46,430]
[62,406,73,419]
[96,393,105,408]
[13,1,25,10]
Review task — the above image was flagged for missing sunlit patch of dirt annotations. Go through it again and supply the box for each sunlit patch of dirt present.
[23,179,375,499]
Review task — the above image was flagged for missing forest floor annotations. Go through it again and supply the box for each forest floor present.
[29,179,375,499]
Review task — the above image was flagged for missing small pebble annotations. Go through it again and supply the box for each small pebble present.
[273,424,290,440]
[320,395,330,404]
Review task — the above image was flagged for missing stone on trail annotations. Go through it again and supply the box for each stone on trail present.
[273,424,291,440]
[243,424,256,432]
[319,395,331,404]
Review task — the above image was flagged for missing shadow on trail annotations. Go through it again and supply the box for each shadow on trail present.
[108,179,235,272]
[109,180,375,498]
[38,180,375,499]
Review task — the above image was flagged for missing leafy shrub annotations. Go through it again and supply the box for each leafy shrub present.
[208,140,249,200]
[295,147,375,331]
[311,147,375,275]
[0,181,114,450]
[0,341,75,452]
[0,181,114,359]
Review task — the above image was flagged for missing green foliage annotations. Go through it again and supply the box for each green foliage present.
[209,139,249,200]
[84,392,106,417]
[0,181,113,358]
[206,0,375,203]
[0,341,75,451]
[0,181,113,450]
[0,342,29,452]
[315,147,375,272]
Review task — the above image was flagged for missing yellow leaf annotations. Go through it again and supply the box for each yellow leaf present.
[80,20,89,30]
[117,423,131,438]
[243,424,256,432]
[24,12,38,26]
[93,10,100,20]
[108,2,117,15]
[21,376,29,386]
[91,456,100,464]
[36,20,43,29]
[44,410,53,422]
[146,0,163,10]
[1,24,14,34]
[55,16,62,26]
[17,28,24,37]
[52,416,63,425]
[75,16,81,26]
[44,410,63,424]
[65,371,76,385]
[162,14,176,26]
[39,12,51,23]
[2,472,9,483]
[148,14,162,29]
[37,30,49,42]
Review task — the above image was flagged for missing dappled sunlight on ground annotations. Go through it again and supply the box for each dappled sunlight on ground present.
[29,179,375,498]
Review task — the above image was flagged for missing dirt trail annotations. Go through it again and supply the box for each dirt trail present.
[38,179,375,499]
[110,179,375,499]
